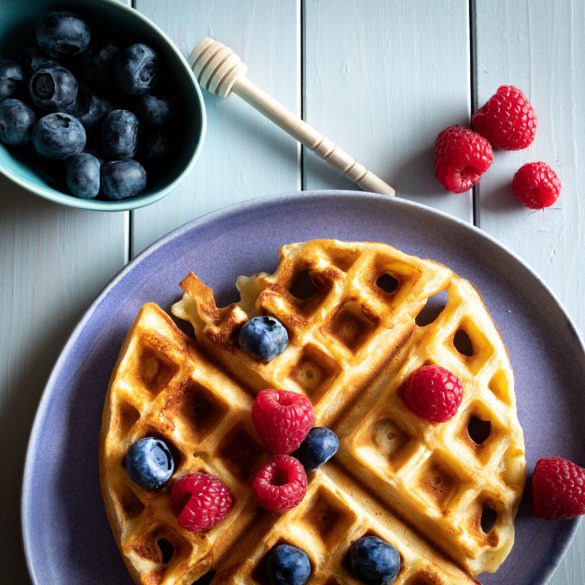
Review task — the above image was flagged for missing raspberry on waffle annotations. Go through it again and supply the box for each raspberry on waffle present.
[100,239,526,584]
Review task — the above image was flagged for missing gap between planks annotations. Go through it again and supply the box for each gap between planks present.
[469,0,480,228]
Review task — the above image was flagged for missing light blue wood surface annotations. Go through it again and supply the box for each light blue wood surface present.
[303,0,473,222]
[0,0,583,583]
[131,0,301,255]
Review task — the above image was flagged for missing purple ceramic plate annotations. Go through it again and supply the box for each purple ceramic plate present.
[22,191,585,585]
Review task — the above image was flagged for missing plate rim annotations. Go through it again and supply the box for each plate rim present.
[21,189,585,584]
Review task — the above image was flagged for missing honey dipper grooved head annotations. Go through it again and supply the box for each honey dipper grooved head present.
[189,37,247,99]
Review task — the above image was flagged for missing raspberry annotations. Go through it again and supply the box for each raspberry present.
[472,85,537,150]
[512,162,561,209]
[532,457,585,519]
[252,455,307,512]
[401,365,463,423]
[433,125,493,194]
[252,389,314,454]
[170,472,233,532]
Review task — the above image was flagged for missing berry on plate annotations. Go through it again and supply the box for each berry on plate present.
[252,455,307,512]
[238,316,288,362]
[348,535,401,585]
[265,543,311,585]
[532,456,585,519]
[433,125,493,194]
[402,365,463,423]
[293,427,339,471]
[0,99,36,147]
[252,389,314,454]
[126,436,175,490]
[36,12,91,58]
[100,159,147,199]
[66,153,100,199]
[101,109,140,159]
[32,113,86,159]
[472,85,537,150]
[512,161,561,209]
[171,472,233,532]
[29,65,78,112]
[0,58,23,100]
[115,43,158,95]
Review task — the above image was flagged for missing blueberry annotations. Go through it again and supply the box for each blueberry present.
[0,59,24,100]
[81,39,119,89]
[140,128,172,162]
[293,428,339,471]
[135,94,173,127]
[126,437,174,490]
[66,153,100,198]
[265,544,311,585]
[36,11,91,57]
[0,99,35,146]
[348,536,401,585]
[101,109,139,159]
[101,159,146,199]
[73,87,112,132]
[19,46,58,77]
[115,43,158,95]
[32,113,86,159]
[29,65,78,112]
[238,316,288,362]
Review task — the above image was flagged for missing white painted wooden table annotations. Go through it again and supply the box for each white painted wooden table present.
[1,1,583,583]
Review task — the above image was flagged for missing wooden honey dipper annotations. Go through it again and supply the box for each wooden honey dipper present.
[190,37,395,196]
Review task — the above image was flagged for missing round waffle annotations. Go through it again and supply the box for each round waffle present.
[100,239,526,584]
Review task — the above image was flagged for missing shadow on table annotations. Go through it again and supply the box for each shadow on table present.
[391,143,438,196]
[204,92,300,183]
[477,174,527,214]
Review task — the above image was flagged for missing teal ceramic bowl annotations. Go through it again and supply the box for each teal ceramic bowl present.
[0,0,206,211]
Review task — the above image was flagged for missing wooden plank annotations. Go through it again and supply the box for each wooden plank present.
[132,0,301,255]
[0,183,127,584]
[303,0,473,221]
[474,1,585,582]
[0,3,130,581]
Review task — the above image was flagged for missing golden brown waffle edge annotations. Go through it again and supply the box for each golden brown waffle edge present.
[100,239,526,585]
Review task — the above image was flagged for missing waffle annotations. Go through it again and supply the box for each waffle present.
[100,239,526,585]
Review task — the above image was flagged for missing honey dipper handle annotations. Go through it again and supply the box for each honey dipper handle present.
[190,37,395,196]
[233,77,395,196]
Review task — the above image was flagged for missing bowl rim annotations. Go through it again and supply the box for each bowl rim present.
[0,0,207,212]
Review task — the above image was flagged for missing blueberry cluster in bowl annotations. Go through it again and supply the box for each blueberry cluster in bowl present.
[0,11,178,200]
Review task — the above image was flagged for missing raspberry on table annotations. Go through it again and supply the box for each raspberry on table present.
[252,455,307,512]
[532,457,585,519]
[401,365,463,423]
[472,85,537,150]
[252,389,314,454]
[170,472,233,532]
[433,125,493,194]
[512,162,561,209]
